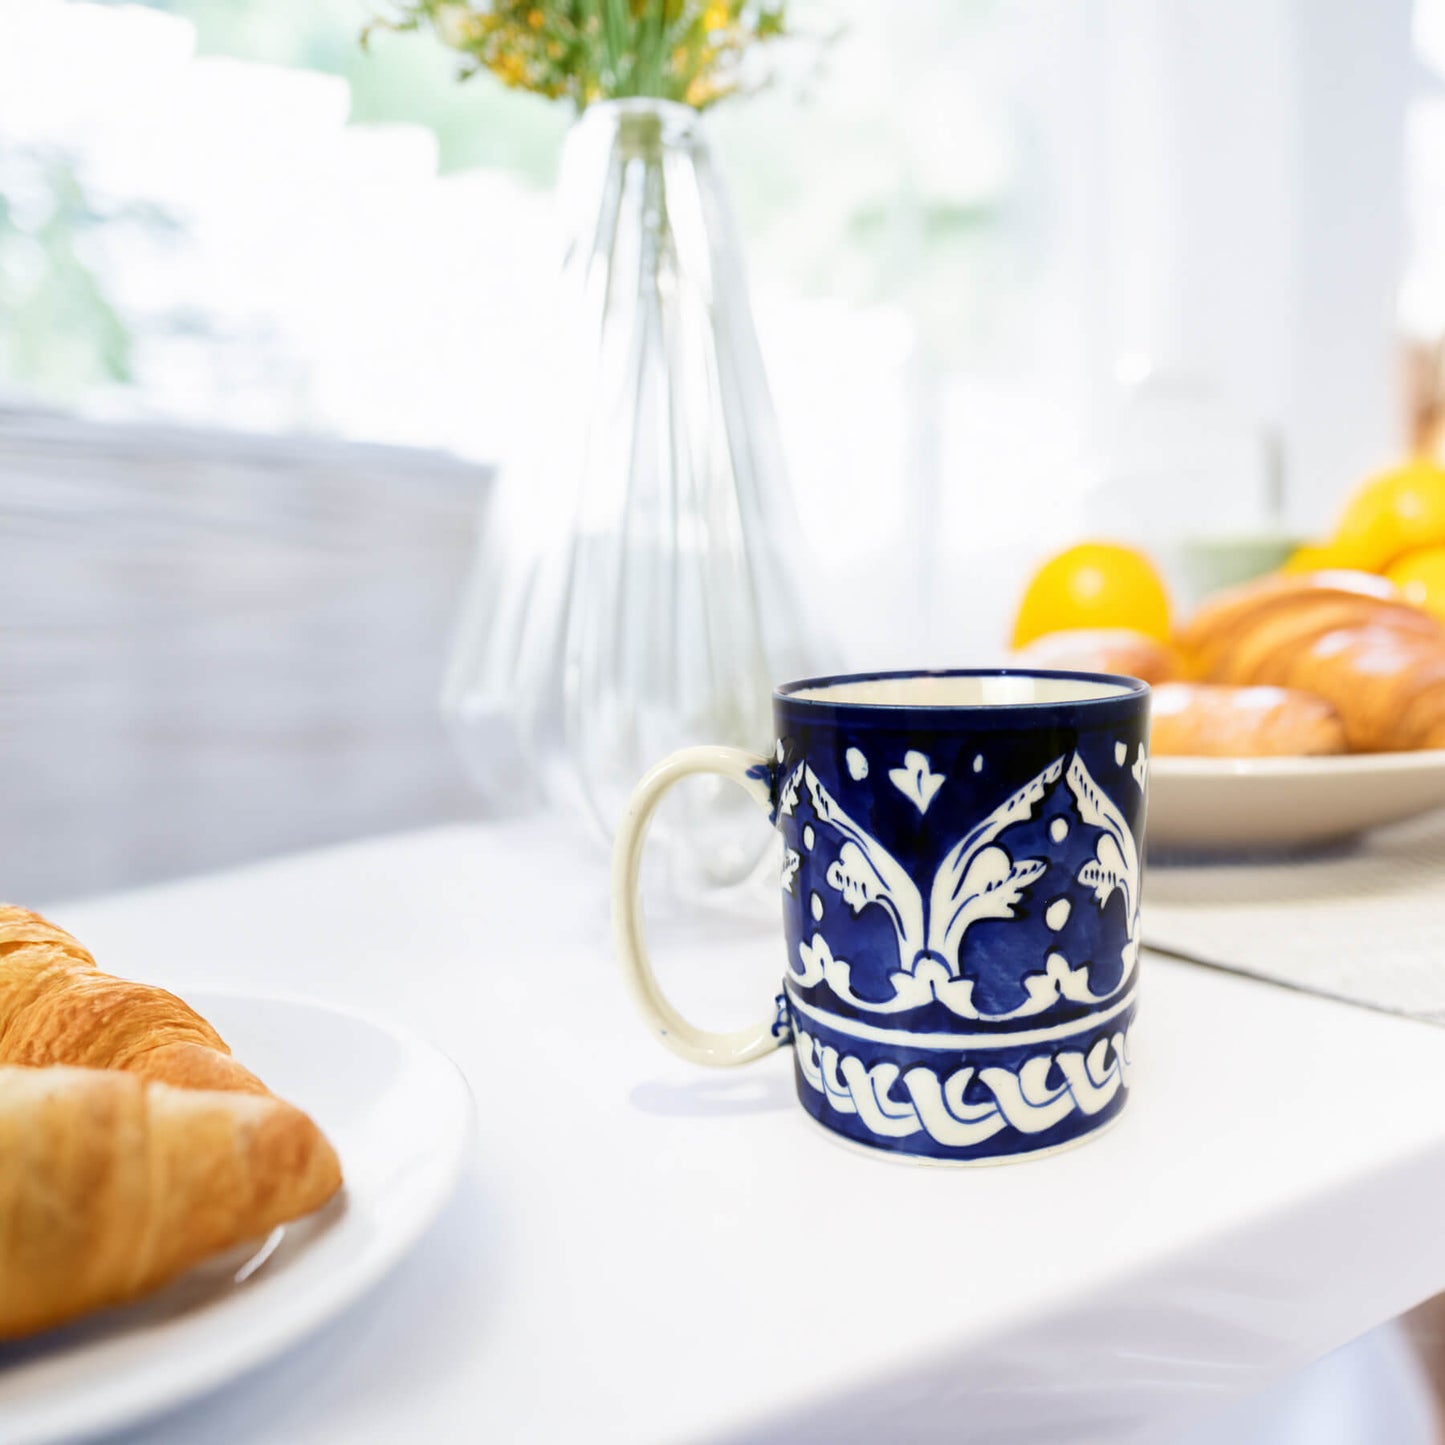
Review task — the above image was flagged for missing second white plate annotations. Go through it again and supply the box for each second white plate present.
[0,992,474,1445]
[1147,750,1445,851]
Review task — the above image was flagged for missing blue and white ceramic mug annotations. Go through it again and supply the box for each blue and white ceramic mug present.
[612,669,1151,1165]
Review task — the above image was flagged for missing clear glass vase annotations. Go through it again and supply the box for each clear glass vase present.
[442,98,828,887]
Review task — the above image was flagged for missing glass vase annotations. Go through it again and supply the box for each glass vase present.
[442,98,828,887]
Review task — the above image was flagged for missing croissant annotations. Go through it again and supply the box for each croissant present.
[1012,628,1180,684]
[0,906,267,1094]
[1176,570,1411,679]
[1279,625,1445,751]
[1149,683,1347,757]
[0,1064,342,1340]
[1178,572,1445,751]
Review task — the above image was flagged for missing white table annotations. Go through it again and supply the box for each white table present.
[50,820,1445,1445]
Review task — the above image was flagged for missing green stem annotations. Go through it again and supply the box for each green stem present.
[647,1,666,99]
[602,0,630,94]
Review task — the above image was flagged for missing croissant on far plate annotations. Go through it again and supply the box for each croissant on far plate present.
[1011,628,1180,685]
[1177,571,1445,752]
[1150,683,1348,757]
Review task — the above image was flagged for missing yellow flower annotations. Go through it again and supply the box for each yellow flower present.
[396,0,786,108]
[492,50,529,85]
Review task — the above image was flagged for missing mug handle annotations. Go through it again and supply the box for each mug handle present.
[611,745,783,1067]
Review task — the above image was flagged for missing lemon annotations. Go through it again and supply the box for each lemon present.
[1386,546,1445,623]
[1280,542,1352,575]
[1329,456,1445,572]
[1011,542,1171,648]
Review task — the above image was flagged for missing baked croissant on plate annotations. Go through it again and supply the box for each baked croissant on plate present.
[0,1066,341,1341]
[0,905,267,1093]
[0,905,343,1341]
[1011,627,1180,684]
[1149,682,1348,757]
[1177,571,1445,751]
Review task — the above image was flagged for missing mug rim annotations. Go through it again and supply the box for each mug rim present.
[774,667,1151,713]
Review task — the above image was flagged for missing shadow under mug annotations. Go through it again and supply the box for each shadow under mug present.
[612,669,1152,1165]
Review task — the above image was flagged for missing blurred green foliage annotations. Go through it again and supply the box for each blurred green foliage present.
[0,0,566,398]
[106,0,570,180]
[2,0,1016,403]
[0,151,167,399]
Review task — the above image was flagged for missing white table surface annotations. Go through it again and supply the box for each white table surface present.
[44,820,1445,1445]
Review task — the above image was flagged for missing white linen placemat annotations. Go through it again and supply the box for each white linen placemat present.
[1143,813,1445,1023]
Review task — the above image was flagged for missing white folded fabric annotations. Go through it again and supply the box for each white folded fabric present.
[1144,813,1445,1023]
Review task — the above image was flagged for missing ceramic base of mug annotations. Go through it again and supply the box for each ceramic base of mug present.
[795,1101,1129,1168]
[785,993,1136,1165]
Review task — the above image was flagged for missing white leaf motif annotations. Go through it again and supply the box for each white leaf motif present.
[791,932,831,986]
[926,756,1064,962]
[776,762,805,819]
[807,767,926,966]
[790,933,953,1014]
[889,750,946,814]
[1066,754,1141,981]
[800,751,1139,1021]
[780,847,800,895]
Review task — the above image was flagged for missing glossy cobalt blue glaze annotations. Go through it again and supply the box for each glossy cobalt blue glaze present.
[766,669,1150,1164]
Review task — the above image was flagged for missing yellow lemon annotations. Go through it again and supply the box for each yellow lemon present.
[1330,456,1445,572]
[1281,541,1353,575]
[1011,542,1171,648]
[1385,546,1445,623]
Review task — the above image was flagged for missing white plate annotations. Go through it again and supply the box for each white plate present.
[0,993,474,1445]
[1147,750,1445,851]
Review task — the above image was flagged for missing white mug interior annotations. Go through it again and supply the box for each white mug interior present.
[782,672,1137,708]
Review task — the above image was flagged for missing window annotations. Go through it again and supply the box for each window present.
[1,0,1421,637]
